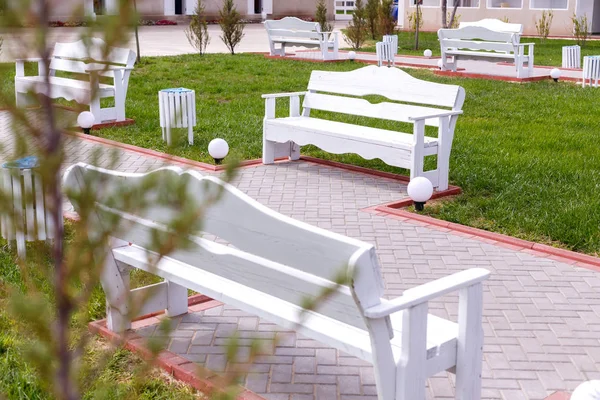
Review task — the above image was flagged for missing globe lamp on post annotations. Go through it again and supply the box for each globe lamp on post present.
[550,68,561,82]
[208,138,229,164]
[423,49,432,58]
[407,177,433,211]
[348,51,356,61]
[77,111,95,135]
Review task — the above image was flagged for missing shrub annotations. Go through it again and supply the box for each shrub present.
[378,0,396,36]
[315,0,333,34]
[219,0,245,55]
[185,0,210,55]
[365,0,379,39]
[535,10,553,42]
[156,19,177,25]
[572,13,589,47]
[446,11,460,29]
[501,16,510,23]
[343,0,368,50]
[407,8,423,32]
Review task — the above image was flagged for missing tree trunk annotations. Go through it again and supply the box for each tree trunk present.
[442,0,447,28]
[134,0,141,63]
[414,2,420,50]
[448,0,459,28]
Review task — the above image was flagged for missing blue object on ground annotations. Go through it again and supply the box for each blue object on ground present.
[392,0,399,21]
[2,156,39,169]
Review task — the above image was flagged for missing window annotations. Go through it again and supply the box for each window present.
[457,0,480,7]
[530,0,568,9]
[487,0,522,8]
[410,0,441,7]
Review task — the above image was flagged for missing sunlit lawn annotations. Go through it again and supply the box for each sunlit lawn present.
[1,53,599,255]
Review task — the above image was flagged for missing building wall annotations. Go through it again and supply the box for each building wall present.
[401,0,580,35]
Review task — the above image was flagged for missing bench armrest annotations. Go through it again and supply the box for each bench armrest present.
[515,42,535,46]
[16,58,46,77]
[15,58,44,63]
[363,268,490,319]
[408,110,463,122]
[262,91,307,99]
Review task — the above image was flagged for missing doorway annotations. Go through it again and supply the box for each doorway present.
[175,0,183,14]
[94,0,105,15]
[254,0,262,13]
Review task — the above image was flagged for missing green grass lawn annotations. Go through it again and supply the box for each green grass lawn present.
[0,235,200,399]
[359,31,600,67]
[2,53,599,255]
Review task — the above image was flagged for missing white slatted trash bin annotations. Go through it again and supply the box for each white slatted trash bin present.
[383,34,398,57]
[158,88,196,146]
[1,156,54,259]
[376,41,395,67]
[562,45,581,69]
[583,56,600,88]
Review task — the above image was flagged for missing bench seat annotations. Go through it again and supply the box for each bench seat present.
[443,49,529,60]
[266,116,439,153]
[114,244,459,375]
[16,76,116,103]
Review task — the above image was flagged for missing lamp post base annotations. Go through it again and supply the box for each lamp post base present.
[414,201,425,211]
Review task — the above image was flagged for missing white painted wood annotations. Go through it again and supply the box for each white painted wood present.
[455,283,484,400]
[583,56,600,88]
[34,172,46,241]
[130,281,169,318]
[264,17,339,60]
[14,38,136,122]
[563,45,581,69]
[158,89,196,145]
[382,34,398,56]
[376,41,395,67]
[62,163,491,400]
[438,26,534,78]
[262,66,465,190]
[23,169,35,241]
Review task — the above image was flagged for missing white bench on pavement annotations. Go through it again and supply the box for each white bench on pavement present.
[264,17,339,60]
[261,65,465,191]
[15,38,136,123]
[63,162,491,400]
[438,25,534,78]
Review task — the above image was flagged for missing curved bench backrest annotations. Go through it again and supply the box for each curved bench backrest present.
[63,163,388,331]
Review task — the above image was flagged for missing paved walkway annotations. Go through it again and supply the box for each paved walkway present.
[1,111,599,399]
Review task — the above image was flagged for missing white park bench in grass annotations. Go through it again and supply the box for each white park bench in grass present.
[261,65,465,191]
[438,25,534,78]
[63,162,491,400]
[264,17,339,60]
[15,38,136,123]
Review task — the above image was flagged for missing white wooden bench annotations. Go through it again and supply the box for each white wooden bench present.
[264,17,339,60]
[15,38,136,123]
[261,65,465,191]
[63,162,490,400]
[438,25,534,78]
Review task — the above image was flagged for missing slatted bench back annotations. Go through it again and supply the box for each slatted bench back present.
[459,18,523,35]
[303,65,465,127]
[63,163,388,331]
[439,26,517,53]
[265,17,323,40]
[49,38,136,79]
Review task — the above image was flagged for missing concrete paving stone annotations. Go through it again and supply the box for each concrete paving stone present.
[5,111,600,399]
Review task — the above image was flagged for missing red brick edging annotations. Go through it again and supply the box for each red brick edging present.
[369,205,600,273]
[88,295,266,400]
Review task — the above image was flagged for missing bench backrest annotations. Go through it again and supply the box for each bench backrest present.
[438,26,517,53]
[459,18,523,35]
[264,17,323,40]
[49,38,136,79]
[63,163,388,332]
[303,65,465,128]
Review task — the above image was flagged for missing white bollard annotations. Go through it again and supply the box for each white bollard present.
[582,56,600,88]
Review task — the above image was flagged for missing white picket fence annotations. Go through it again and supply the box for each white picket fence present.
[376,41,395,67]
[583,56,600,88]
[562,45,581,69]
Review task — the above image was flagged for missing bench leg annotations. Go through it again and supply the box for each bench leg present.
[263,136,276,164]
[165,281,188,317]
[454,283,484,400]
[105,265,132,333]
[16,91,36,108]
[290,142,300,161]
[90,97,101,124]
[396,303,428,400]
[114,91,126,122]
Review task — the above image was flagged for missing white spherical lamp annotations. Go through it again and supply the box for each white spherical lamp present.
[348,51,356,61]
[423,49,432,58]
[550,68,561,82]
[572,381,600,400]
[77,111,95,135]
[208,138,229,164]
[407,177,433,211]
[437,59,444,70]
